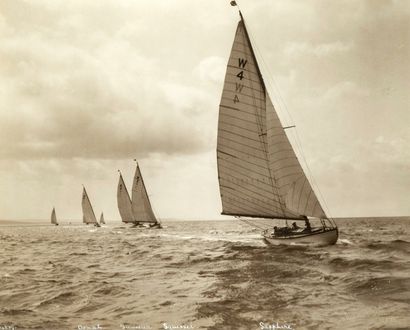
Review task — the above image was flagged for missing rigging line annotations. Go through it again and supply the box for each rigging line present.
[242,17,334,220]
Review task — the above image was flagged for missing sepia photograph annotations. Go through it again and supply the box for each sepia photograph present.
[0,0,409,329]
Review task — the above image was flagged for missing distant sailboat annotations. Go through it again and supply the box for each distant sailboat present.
[82,186,100,227]
[216,7,338,245]
[51,207,58,226]
[131,163,161,228]
[99,212,106,225]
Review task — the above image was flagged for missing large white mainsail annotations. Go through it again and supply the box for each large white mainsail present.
[81,187,98,225]
[217,13,326,220]
[99,212,105,225]
[131,164,157,223]
[117,172,135,223]
[51,207,58,225]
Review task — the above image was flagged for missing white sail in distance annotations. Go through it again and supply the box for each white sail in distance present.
[99,212,105,225]
[216,15,326,220]
[131,164,157,223]
[117,173,135,223]
[81,187,98,224]
[51,207,58,225]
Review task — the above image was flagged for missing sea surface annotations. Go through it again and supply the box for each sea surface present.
[0,218,409,330]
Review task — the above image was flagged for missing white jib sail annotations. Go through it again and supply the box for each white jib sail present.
[51,207,58,225]
[99,212,105,224]
[117,173,135,223]
[82,187,98,224]
[131,164,157,223]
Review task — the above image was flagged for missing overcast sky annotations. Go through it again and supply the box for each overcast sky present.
[0,0,409,221]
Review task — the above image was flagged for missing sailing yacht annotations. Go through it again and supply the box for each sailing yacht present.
[99,212,106,225]
[51,207,58,226]
[117,165,162,228]
[216,6,338,245]
[81,186,100,227]
[131,163,161,229]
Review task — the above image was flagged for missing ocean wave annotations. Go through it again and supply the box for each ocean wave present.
[365,239,410,253]
[348,276,410,302]
[37,291,77,307]
[94,285,126,296]
[159,232,263,245]
[0,307,35,315]
[16,267,37,274]
[328,256,397,270]
[69,252,88,256]
[338,238,354,245]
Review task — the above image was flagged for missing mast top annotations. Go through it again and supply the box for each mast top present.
[230,0,242,18]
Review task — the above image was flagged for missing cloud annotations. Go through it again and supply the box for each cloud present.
[284,41,353,57]
[194,56,226,84]
[0,0,409,219]
[0,0,220,161]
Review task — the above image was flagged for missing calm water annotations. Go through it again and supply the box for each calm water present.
[0,218,409,330]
